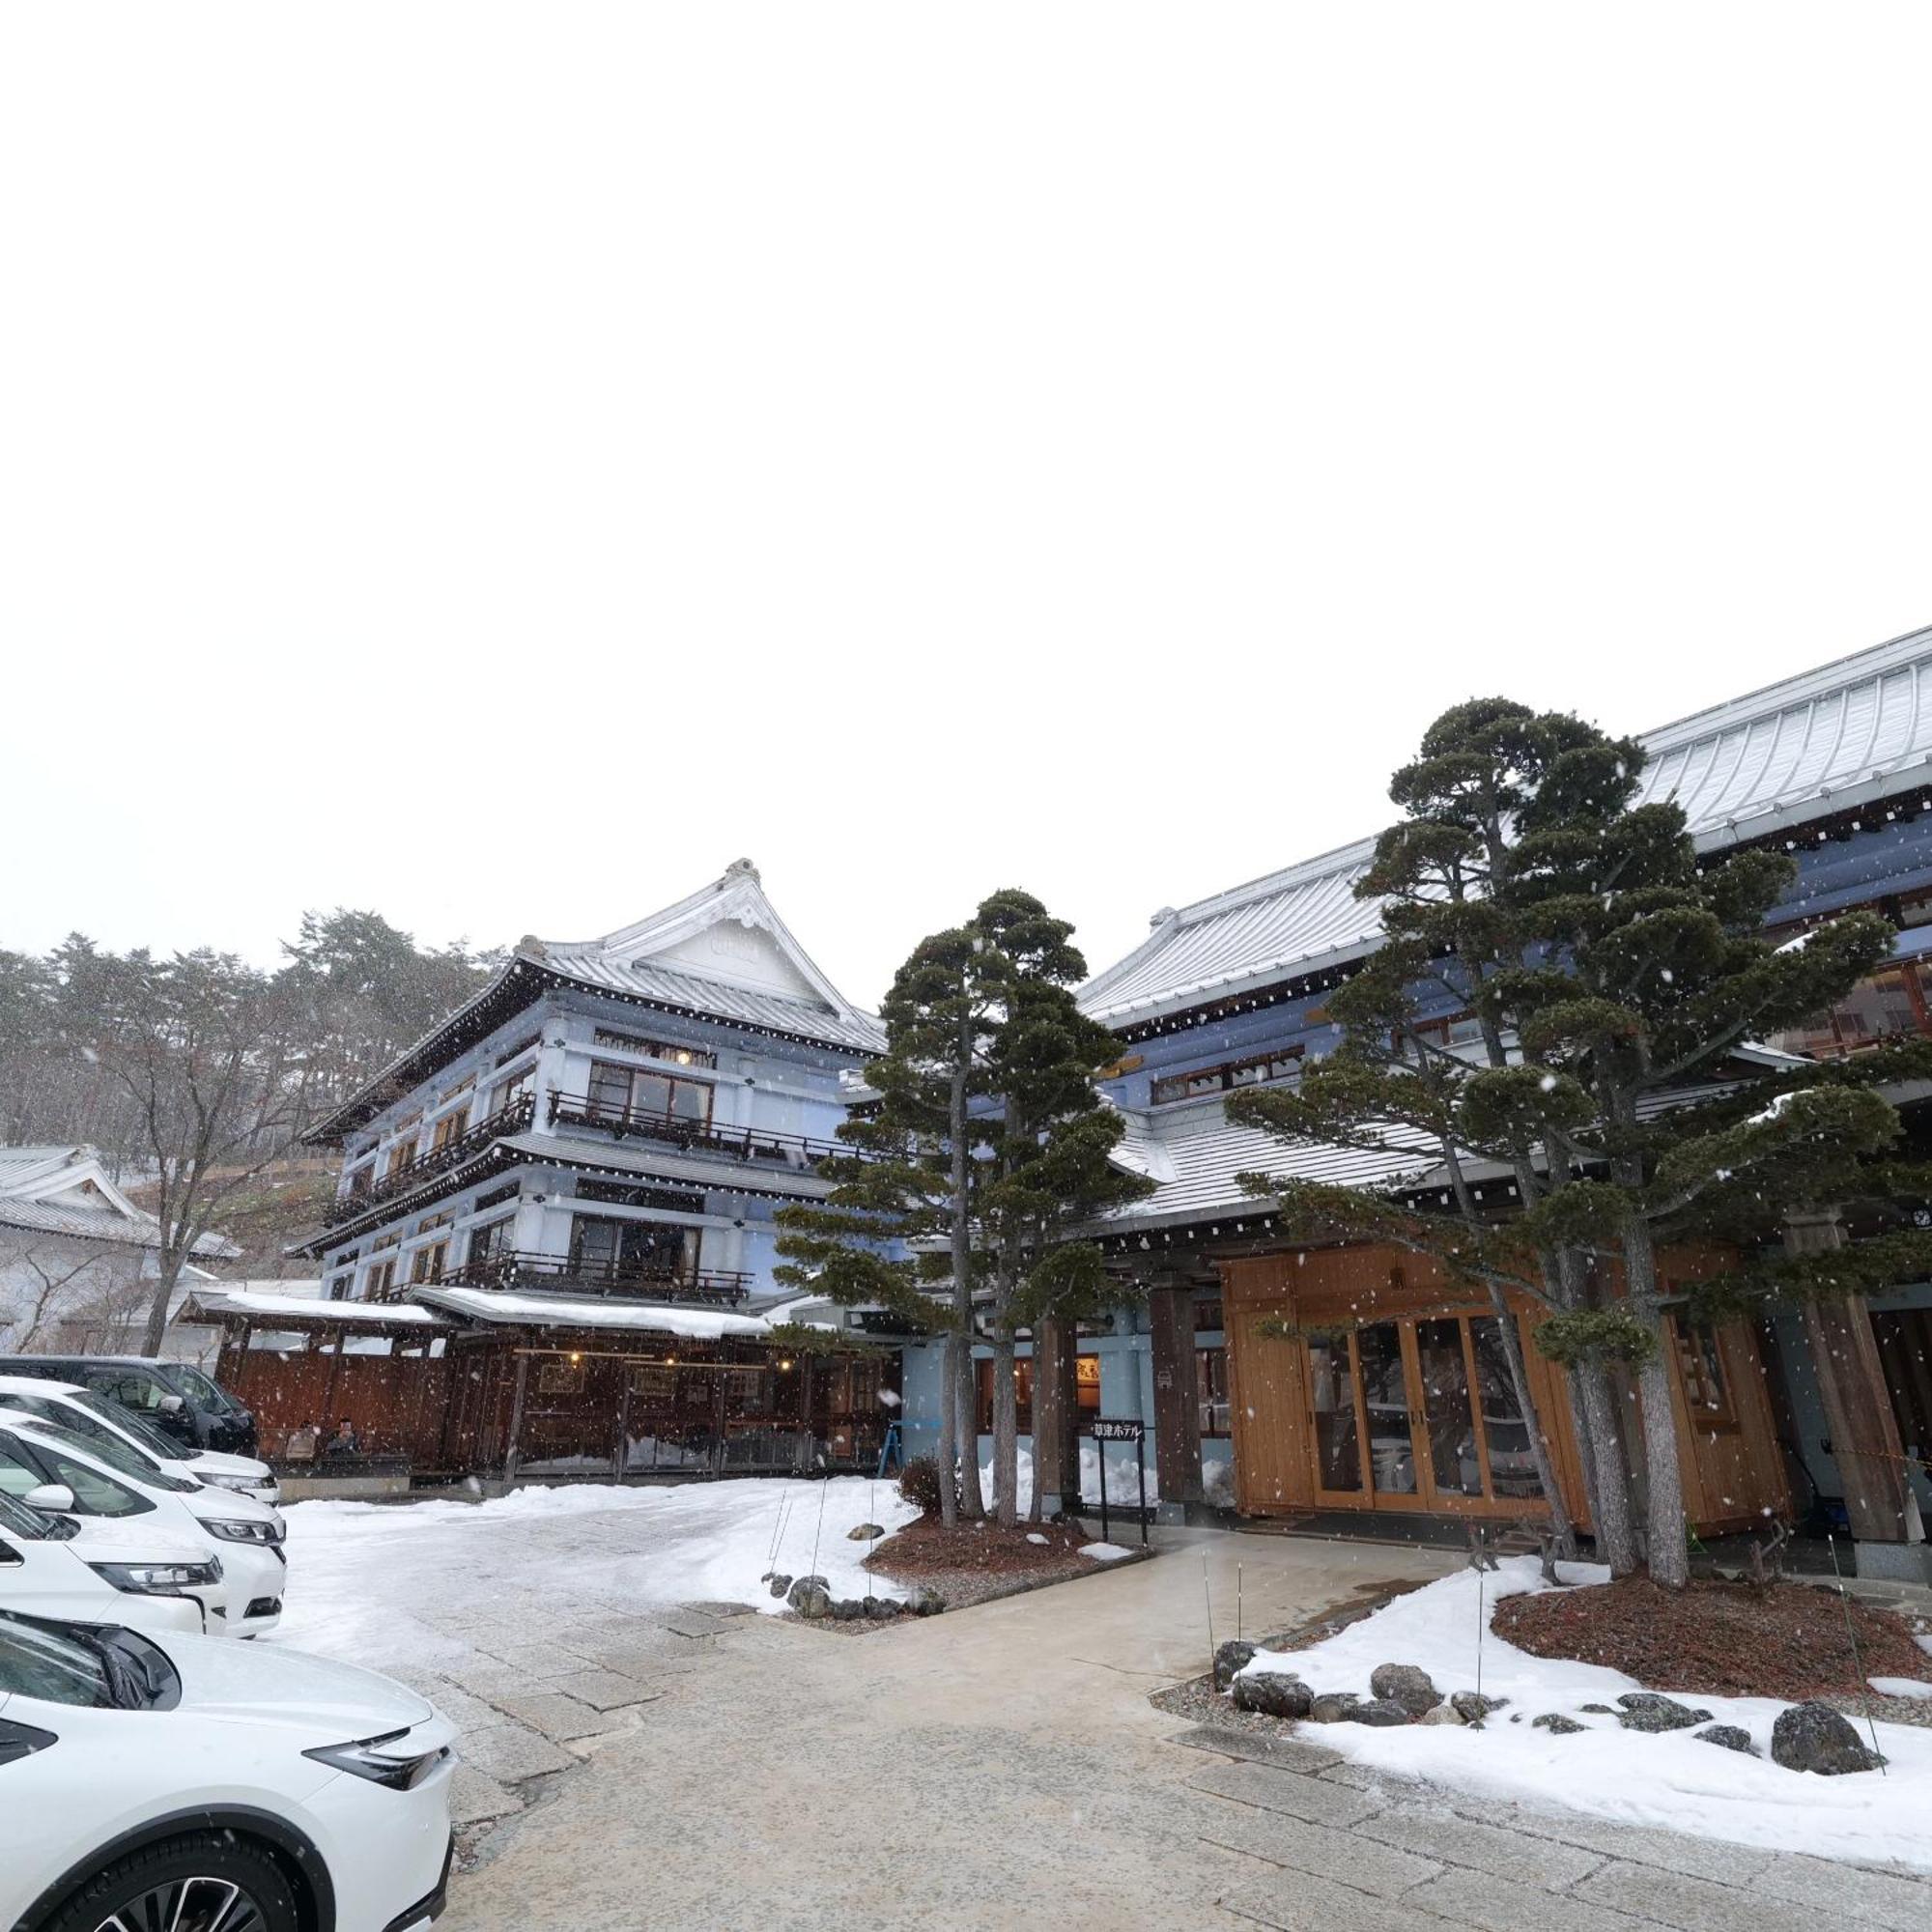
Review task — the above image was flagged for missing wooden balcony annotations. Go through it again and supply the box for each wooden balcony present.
[546,1091,846,1169]
[326,1093,536,1227]
[438,1247,754,1308]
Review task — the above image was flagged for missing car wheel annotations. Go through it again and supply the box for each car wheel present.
[39,1832,300,1932]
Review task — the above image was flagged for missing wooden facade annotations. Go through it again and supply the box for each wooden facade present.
[1220,1243,1790,1535]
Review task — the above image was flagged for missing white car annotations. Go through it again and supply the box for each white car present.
[0,1607,455,1932]
[0,1482,223,1640]
[0,1377,280,1507]
[0,1417,286,1639]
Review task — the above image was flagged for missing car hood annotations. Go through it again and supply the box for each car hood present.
[71,1521,214,1565]
[184,1486,280,1527]
[166,1634,440,1737]
[190,1450,274,1482]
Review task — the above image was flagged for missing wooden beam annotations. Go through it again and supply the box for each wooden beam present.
[503,1350,531,1482]
[1149,1283,1203,1507]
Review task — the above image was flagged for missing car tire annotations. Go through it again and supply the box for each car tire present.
[37,1831,301,1932]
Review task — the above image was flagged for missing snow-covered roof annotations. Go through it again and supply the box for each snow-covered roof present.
[308,861,883,1144]
[1080,623,1932,1029]
[411,1286,774,1340]
[1102,1108,1442,1234]
[0,1146,240,1260]
[182,1286,449,1328]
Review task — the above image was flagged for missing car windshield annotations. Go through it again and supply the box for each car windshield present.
[1,1416,199,1495]
[168,1366,240,1416]
[72,1391,197,1463]
[0,1430,155,1520]
[0,1612,179,1712]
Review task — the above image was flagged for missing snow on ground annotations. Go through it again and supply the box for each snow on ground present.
[1078,1542,1137,1562]
[268,1478,918,1674]
[1236,1557,1932,1871]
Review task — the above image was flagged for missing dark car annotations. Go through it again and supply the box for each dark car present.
[0,1356,258,1455]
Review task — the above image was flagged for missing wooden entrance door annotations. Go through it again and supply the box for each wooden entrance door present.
[1301,1315,1548,1515]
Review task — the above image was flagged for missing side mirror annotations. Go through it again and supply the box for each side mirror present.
[23,1484,75,1514]
[159,1395,186,1413]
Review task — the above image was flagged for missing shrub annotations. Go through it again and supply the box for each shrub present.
[898,1455,946,1518]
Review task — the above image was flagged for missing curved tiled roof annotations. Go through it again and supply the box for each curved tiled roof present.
[1081,624,1932,1028]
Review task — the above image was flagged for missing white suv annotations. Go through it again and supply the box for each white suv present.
[0,1609,456,1932]
[0,1487,221,1640]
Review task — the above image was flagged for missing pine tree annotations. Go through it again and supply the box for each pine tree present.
[972,892,1155,1527]
[774,924,1002,1526]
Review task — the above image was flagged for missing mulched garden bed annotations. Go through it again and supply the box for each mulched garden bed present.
[862,1515,1148,1612]
[1492,1575,1932,1700]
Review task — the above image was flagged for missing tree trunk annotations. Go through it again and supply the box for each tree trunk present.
[1624,1212,1689,1587]
[936,1329,959,1528]
[948,1037,984,1521]
[991,1326,1018,1527]
[1574,1358,1640,1575]
[139,1252,185,1357]
[1489,1279,1574,1556]
[954,1339,985,1518]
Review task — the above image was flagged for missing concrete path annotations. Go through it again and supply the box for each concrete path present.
[427,1528,1932,1930]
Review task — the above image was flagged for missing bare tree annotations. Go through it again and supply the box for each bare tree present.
[80,950,319,1356]
[0,1236,117,1350]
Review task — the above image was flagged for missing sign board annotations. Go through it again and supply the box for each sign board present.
[1093,1417,1145,1443]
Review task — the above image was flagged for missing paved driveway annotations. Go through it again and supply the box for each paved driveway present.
[274,1494,1932,1929]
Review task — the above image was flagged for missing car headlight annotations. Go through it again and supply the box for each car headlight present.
[303,1730,451,1791]
[203,1518,281,1546]
[203,1472,262,1493]
[90,1558,222,1595]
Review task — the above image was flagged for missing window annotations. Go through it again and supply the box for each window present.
[976,1353,1103,1433]
[1194,1298,1224,1335]
[1197,1347,1231,1436]
[366,1257,399,1300]
[576,1179,704,1215]
[537,1358,586,1396]
[586,1060,713,1128]
[593,1028,716,1069]
[467,1217,513,1268]
[430,1105,472,1152]
[570,1214,699,1286]
[384,1119,422,1179]
[1150,1047,1303,1107]
[410,1239,449,1285]
[488,1065,535,1114]
[0,1432,154,1519]
[1769,963,1932,1060]
[496,1035,540,1067]
[345,1163,374,1200]
[1671,1321,1737,1429]
[77,1369,172,1415]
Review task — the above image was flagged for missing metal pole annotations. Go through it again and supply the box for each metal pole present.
[1136,1435,1149,1547]
[1098,1441,1110,1544]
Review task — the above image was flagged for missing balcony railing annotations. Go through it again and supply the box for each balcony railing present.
[437,1247,754,1308]
[327,1093,536,1226]
[546,1091,846,1169]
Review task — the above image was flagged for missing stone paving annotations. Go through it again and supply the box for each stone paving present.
[374,1520,1932,1930]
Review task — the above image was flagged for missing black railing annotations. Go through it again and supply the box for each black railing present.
[327,1094,535,1226]
[438,1247,754,1308]
[547,1091,845,1168]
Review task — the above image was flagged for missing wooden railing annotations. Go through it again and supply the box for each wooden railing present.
[327,1093,535,1226]
[546,1091,845,1168]
[438,1247,754,1307]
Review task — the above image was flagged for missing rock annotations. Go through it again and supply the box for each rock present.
[1370,1663,1441,1718]
[846,1523,887,1542]
[1451,1692,1508,1723]
[905,1586,947,1617]
[830,1597,865,1621]
[784,1574,828,1610]
[1307,1692,1362,1723]
[1615,1692,1714,1734]
[793,1586,831,1620]
[1350,1698,1413,1727]
[1695,1724,1758,1755]
[1579,1703,1614,1716]
[767,1573,793,1599]
[1231,1672,1313,1719]
[863,1596,897,1620]
[1213,1639,1259,1691]
[1533,1713,1586,1735]
[1420,1704,1466,1725]
[1771,1701,1887,1776]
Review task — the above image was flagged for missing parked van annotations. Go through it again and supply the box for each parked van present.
[0,1356,258,1455]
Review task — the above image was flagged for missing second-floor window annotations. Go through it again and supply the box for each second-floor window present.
[1151,1047,1303,1107]
[410,1239,449,1286]
[587,1060,712,1128]
[365,1257,399,1300]
[430,1105,471,1152]
[488,1065,534,1116]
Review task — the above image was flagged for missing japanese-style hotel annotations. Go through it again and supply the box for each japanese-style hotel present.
[189,625,1932,1583]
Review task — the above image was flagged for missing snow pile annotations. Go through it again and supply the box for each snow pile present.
[979,1440,1158,1515]
[270,1477,920,1672]
[1235,1557,1932,1870]
[1078,1542,1137,1563]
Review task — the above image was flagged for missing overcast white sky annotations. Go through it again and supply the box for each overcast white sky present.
[4,7,1928,1008]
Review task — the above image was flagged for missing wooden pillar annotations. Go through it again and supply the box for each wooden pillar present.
[1033,1318,1078,1515]
[503,1350,531,1483]
[320,1327,346,1427]
[1785,1212,1916,1549]
[1150,1281,1204,1509]
[614,1376,634,1481]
